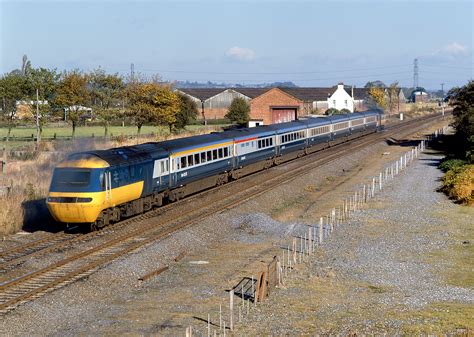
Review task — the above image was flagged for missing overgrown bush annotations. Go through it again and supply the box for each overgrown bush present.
[439,159,468,172]
[440,164,474,205]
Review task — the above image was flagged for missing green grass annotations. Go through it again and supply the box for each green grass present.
[0,124,227,139]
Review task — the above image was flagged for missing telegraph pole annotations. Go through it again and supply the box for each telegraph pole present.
[36,88,40,148]
[440,83,445,116]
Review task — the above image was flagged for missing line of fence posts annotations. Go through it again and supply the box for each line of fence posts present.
[187,127,447,336]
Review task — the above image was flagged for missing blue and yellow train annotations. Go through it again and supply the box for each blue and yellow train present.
[47,110,384,230]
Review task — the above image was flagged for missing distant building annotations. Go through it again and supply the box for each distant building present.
[177,88,237,120]
[278,87,333,114]
[178,83,372,125]
[248,87,303,125]
[14,100,49,119]
[346,87,370,111]
[411,89,429,103]
[327,83,356,111]
[64,105,93,121]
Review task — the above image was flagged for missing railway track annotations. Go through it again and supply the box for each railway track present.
[0,112,447,314]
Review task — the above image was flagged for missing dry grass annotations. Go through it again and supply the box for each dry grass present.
[0,152,61,235]
[404,102,439,117]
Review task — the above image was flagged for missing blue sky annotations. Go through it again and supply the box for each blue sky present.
[1,0,472,89]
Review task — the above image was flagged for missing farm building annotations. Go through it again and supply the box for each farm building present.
[346,87,370,111]
[177,88,272,122]
[248,87,303,125]
[410,89,429,103]
[279,87,333,114]
[177,84,372,125]
[282,85,371,114]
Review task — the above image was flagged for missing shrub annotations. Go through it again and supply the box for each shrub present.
[441,164,474,205]
[225,98,250,125]
[325,108,340,116]
[439,159,467,172]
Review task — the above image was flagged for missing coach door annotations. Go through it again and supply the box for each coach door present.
[103,170,113,202]
[153,158,170,190]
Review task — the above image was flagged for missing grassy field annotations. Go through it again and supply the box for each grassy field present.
[0,124,227,139]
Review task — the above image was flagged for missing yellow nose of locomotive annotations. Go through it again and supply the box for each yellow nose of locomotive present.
[47,154,109,224]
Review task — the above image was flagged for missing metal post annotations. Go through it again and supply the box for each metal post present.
[36,88,40,148]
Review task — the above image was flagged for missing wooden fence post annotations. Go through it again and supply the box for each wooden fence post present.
[292,238,297,264]
[319,217,323,244]
[308,227,312,255]
[229,289,234,331]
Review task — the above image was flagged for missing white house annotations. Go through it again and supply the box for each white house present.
[327,83,354,111]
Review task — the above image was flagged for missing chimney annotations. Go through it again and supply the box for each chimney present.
[351,85,354,98]
[337,82,344,90]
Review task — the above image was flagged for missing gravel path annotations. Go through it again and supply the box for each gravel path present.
[239,150,474,335]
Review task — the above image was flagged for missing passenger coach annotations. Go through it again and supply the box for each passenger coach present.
[46,110,384,230]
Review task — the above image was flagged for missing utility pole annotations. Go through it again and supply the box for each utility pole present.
[440,83,445,116]
[36,88,40,148]
[130,63,135,81]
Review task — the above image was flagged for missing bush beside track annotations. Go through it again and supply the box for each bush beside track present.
[439,159,473,205]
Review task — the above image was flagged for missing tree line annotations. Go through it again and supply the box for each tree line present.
[0,56,198,140]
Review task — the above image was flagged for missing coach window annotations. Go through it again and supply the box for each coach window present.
[180,156,187,169]
[207,151,212,161]
[212,149,218,160]
[217,148,222,158]
[223,147,229,157]
[188,155,194,166]
[201,152,206,163]
[194,153,200,165]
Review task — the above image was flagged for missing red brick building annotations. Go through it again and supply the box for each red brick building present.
[249,88,303,125]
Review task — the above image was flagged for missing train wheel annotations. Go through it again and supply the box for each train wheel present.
[90,222,99,232]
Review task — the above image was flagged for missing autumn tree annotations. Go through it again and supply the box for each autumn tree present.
[125,82,180,137]
[0,73,29,140]
[368,87,387,110]
[27,67,60,140]
[89,69,124,137]
[55,71,90,138]
[225,97,250,125]
[95,107,123,139]
[386,81,400,114]
[169,93,198,132]
[364,80,386,88]
[448,81,474,161]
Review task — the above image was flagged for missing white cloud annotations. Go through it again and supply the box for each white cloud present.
[225,46,256,61]
[431,42,469,57]
[442,42,468,55]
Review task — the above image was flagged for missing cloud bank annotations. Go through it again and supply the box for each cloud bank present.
[225,46,256,61]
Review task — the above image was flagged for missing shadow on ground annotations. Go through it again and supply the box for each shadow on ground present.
[22,198,64,233]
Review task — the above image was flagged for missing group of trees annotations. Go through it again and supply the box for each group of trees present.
[0,56,198,140]
[448,81,473,161]
[366,81,401,113]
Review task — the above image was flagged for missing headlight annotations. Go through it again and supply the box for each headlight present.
[76,197,93,203]
[47,197,93,203]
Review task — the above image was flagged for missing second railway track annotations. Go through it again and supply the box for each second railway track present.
[0,112,448,315]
